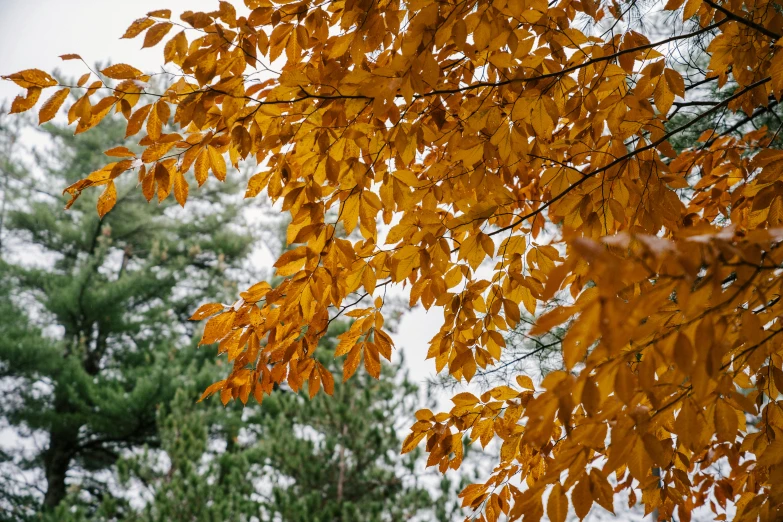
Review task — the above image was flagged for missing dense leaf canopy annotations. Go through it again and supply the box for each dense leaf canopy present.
[6,0,783,519]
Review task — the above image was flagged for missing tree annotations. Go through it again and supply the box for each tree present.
[0,110,251,517]
[0,110,463,521]
[5,0,783,520]
[118,323,464,522]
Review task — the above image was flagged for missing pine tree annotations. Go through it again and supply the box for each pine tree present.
[0,108,464,521]
[0,108,251,519]
[250,324,460,522]
[117,321,465,522]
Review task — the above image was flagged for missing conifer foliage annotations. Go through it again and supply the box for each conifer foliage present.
[6,0,783,520]
[0,112,251,518]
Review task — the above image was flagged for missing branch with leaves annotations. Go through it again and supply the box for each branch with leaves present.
[5,0,783,520]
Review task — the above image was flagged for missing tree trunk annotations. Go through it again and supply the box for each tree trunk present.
[336,424,348,504]
[42,392,79,509]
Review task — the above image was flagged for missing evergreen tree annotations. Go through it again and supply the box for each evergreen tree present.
[0,109,251,519]
[118,322,465,522]
[250,327,460,522]
[0,109,465,521]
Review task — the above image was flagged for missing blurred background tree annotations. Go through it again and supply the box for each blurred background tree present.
[0,103,252,519]
[0,105,466,521]
[116,325,466,522]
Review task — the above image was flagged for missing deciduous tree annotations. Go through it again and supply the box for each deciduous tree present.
[6,0,783,519]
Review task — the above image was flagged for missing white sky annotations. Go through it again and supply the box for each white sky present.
[0,0,445,392]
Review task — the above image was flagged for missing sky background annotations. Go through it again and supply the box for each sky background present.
[0,0,446,395]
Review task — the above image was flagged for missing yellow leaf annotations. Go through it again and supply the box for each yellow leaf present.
[529,306,577,336]
[342,193,360,234]
[343,345,362,382]
[101,63,143,80]
[682,0,701,19]
[141,141,176,163]
[308,363,321,398]
[122,17,156,39]
[173,171,189,207]
[515,374,535,390]
[589,469,614,514]
[401,431,426,454]
[142,22,172,48]
[715,399,738,442]
[3,69,57,88]
[189,302,224,321]
[10,87,41,114]
[97,181,117,218]
[195,148,209,186]
[363,343,381,378]
[572,475,592,520]
[154,162,171,202]
[319,363,334,396]
[200,311,236,345]
[147,9,171,18]
[198,380,226,402]
[654,74,674,116]
[104,146,136,158]
[38,88,69,123]
[126,104,152,138]
[274,247,307,276]
[547,483,568,522]
[208,146,227,181]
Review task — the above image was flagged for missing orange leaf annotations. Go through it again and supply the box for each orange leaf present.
[10,87,41,114]
[547,483,568,522]
[200,311,236,345]
[97,181,117,218]
[104,146,136,158]
[101,63,143,80]
[190,302,224,321]
[122,17,155,39]
[142,22,172,48]
[173,171,189,207]
[198,380,226,402]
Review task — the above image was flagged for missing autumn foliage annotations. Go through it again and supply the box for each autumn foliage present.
[6,0,783,519]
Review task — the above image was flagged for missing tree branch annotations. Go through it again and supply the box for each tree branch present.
[703,0,782,40]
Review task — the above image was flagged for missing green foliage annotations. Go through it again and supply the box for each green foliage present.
[0,110,464,521]
[0,109,251,518]
[112,323,464,522]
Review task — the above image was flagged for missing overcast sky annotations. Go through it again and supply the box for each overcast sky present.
[0,0,446,394]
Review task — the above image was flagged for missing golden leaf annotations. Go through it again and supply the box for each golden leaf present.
[200,311,236,345]
[122,17,155,39]
[189,302,224,321]
[142,22,172,48]
[173,171,189,207]
[198,380,226,402]
[3,69,57,88]
[208,146,227,181]
[104,146,136,158]
[547,483,568,522]
[101,63,143,80]
[10,87,41,114]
